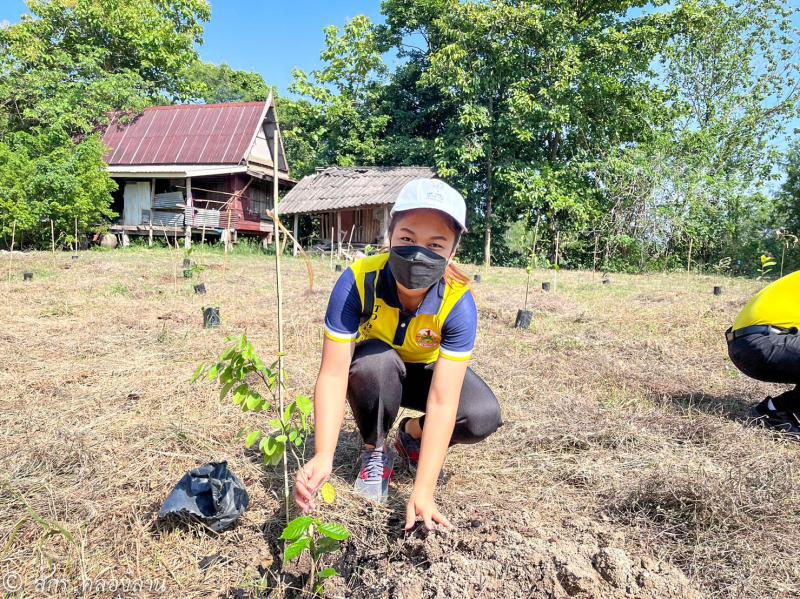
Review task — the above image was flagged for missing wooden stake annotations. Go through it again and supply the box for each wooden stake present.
[330,226,334,270]
[8,220,16,284]
[687,236,693,273]
[51,219,55,267]
[74,217,78,255]
[273,127,289,522]
[553,230,560,292]
[336,211,342,258]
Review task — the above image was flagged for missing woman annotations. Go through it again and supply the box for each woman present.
[294,178,502,531]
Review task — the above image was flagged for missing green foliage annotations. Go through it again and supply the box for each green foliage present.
[281,505,350,597]
[0,133,117,247]
[0,0,211,249]
[193,334,348,596]
[184,62,270,104]
[280,15,390,178]
[191,334,313,468]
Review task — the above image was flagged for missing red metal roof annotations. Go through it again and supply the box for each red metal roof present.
[102,101,266,166]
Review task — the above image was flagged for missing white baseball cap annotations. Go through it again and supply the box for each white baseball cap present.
[391,178,467,232]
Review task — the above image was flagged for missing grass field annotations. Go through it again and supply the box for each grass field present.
[1,246,798,598]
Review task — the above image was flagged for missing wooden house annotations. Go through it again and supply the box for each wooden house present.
[277,166,435,255]
[101,93,294,247]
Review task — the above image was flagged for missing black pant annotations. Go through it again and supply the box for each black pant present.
[727,330,800,406]
[347,339,503,447]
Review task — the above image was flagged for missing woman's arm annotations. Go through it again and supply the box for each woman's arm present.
[405,357,468,530]
[294,337,354,513]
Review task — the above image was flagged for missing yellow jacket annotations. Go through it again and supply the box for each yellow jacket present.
[733,271,800,331]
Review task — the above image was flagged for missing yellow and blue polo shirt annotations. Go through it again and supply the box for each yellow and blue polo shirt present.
[733,270,800,331]
[324,253,477,364]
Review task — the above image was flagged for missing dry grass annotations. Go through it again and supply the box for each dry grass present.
[1,247,798,598]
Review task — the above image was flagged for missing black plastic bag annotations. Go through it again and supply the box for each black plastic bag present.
[158,461,249,532]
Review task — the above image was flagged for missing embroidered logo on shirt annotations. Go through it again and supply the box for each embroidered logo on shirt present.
[415,328,440,348]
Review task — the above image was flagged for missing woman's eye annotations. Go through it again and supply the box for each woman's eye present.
[429,243,443,249]
[400,236,413,243]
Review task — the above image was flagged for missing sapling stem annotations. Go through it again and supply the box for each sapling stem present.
[273,128,290,523]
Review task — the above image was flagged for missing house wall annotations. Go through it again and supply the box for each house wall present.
[318,207,386,245]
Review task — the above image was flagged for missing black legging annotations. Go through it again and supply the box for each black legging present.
[346,339,503,447]
[727,330,800,406]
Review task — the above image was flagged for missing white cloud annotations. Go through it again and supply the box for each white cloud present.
[0,20,10,30]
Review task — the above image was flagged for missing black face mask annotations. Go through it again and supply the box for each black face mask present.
[388,245,448,291]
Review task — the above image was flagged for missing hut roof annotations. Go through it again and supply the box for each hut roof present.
[277,166,436,215]
[101,93,289,179]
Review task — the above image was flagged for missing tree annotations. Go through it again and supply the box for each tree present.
[654,0,800,269]
[380,0,683,267]
[0,0,211,249]
[281,15,390,178]
[184,62,270,104]
[0,0,211,135]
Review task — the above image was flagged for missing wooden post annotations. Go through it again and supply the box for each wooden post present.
[184,177,192,249]
[149,177,155,247]
[292,214,298,257]
[383,205,389,244]
[272,127,290,522]
[8,220,16,283]
[74,217,78,254]
[687,236,692,273]
[553,230,560,292]
[50,219,55,267]
[330,226,334,270]
[336,210,342,258]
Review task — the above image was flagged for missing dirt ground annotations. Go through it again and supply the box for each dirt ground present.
[1,247,799,598]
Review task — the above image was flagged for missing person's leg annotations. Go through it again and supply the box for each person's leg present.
[399,363,502,445]
[347,339,406,448]
[728,332,800,387]
[728,332,800,430]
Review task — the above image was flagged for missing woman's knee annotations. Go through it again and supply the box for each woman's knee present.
[462,397,502,442]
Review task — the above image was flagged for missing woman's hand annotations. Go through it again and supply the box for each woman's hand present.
[404,488,453,531]
[294,454,332,514]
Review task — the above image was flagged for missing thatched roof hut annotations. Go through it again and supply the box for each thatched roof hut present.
[278,166,436,252]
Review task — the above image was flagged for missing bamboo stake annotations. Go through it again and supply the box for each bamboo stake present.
[524,214,541,311]
[8,220,16,284]
[330,226,334,270]
[553,230,560,292]
[273,128,289,522]
[50,220,55,268]
[74,217,78,255]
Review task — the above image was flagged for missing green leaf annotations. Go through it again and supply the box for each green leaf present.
[284,537,310,562]
[288,430,298,442]
[269,418,282,430]
[245,431,262,448]
[282,402,296,423]
[295,395,313,416]
[316,537,341,555]
[317,567,338,580]
[190,363,205,383]
[206,363,219,382]
[218,380,236,402]
[275,434,288,443]
[280,516,314,541]
[317,522,350,541]
[232,384,249,406]
[245,391,264,412]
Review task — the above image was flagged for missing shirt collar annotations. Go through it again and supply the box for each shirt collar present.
[378,261,445,316]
